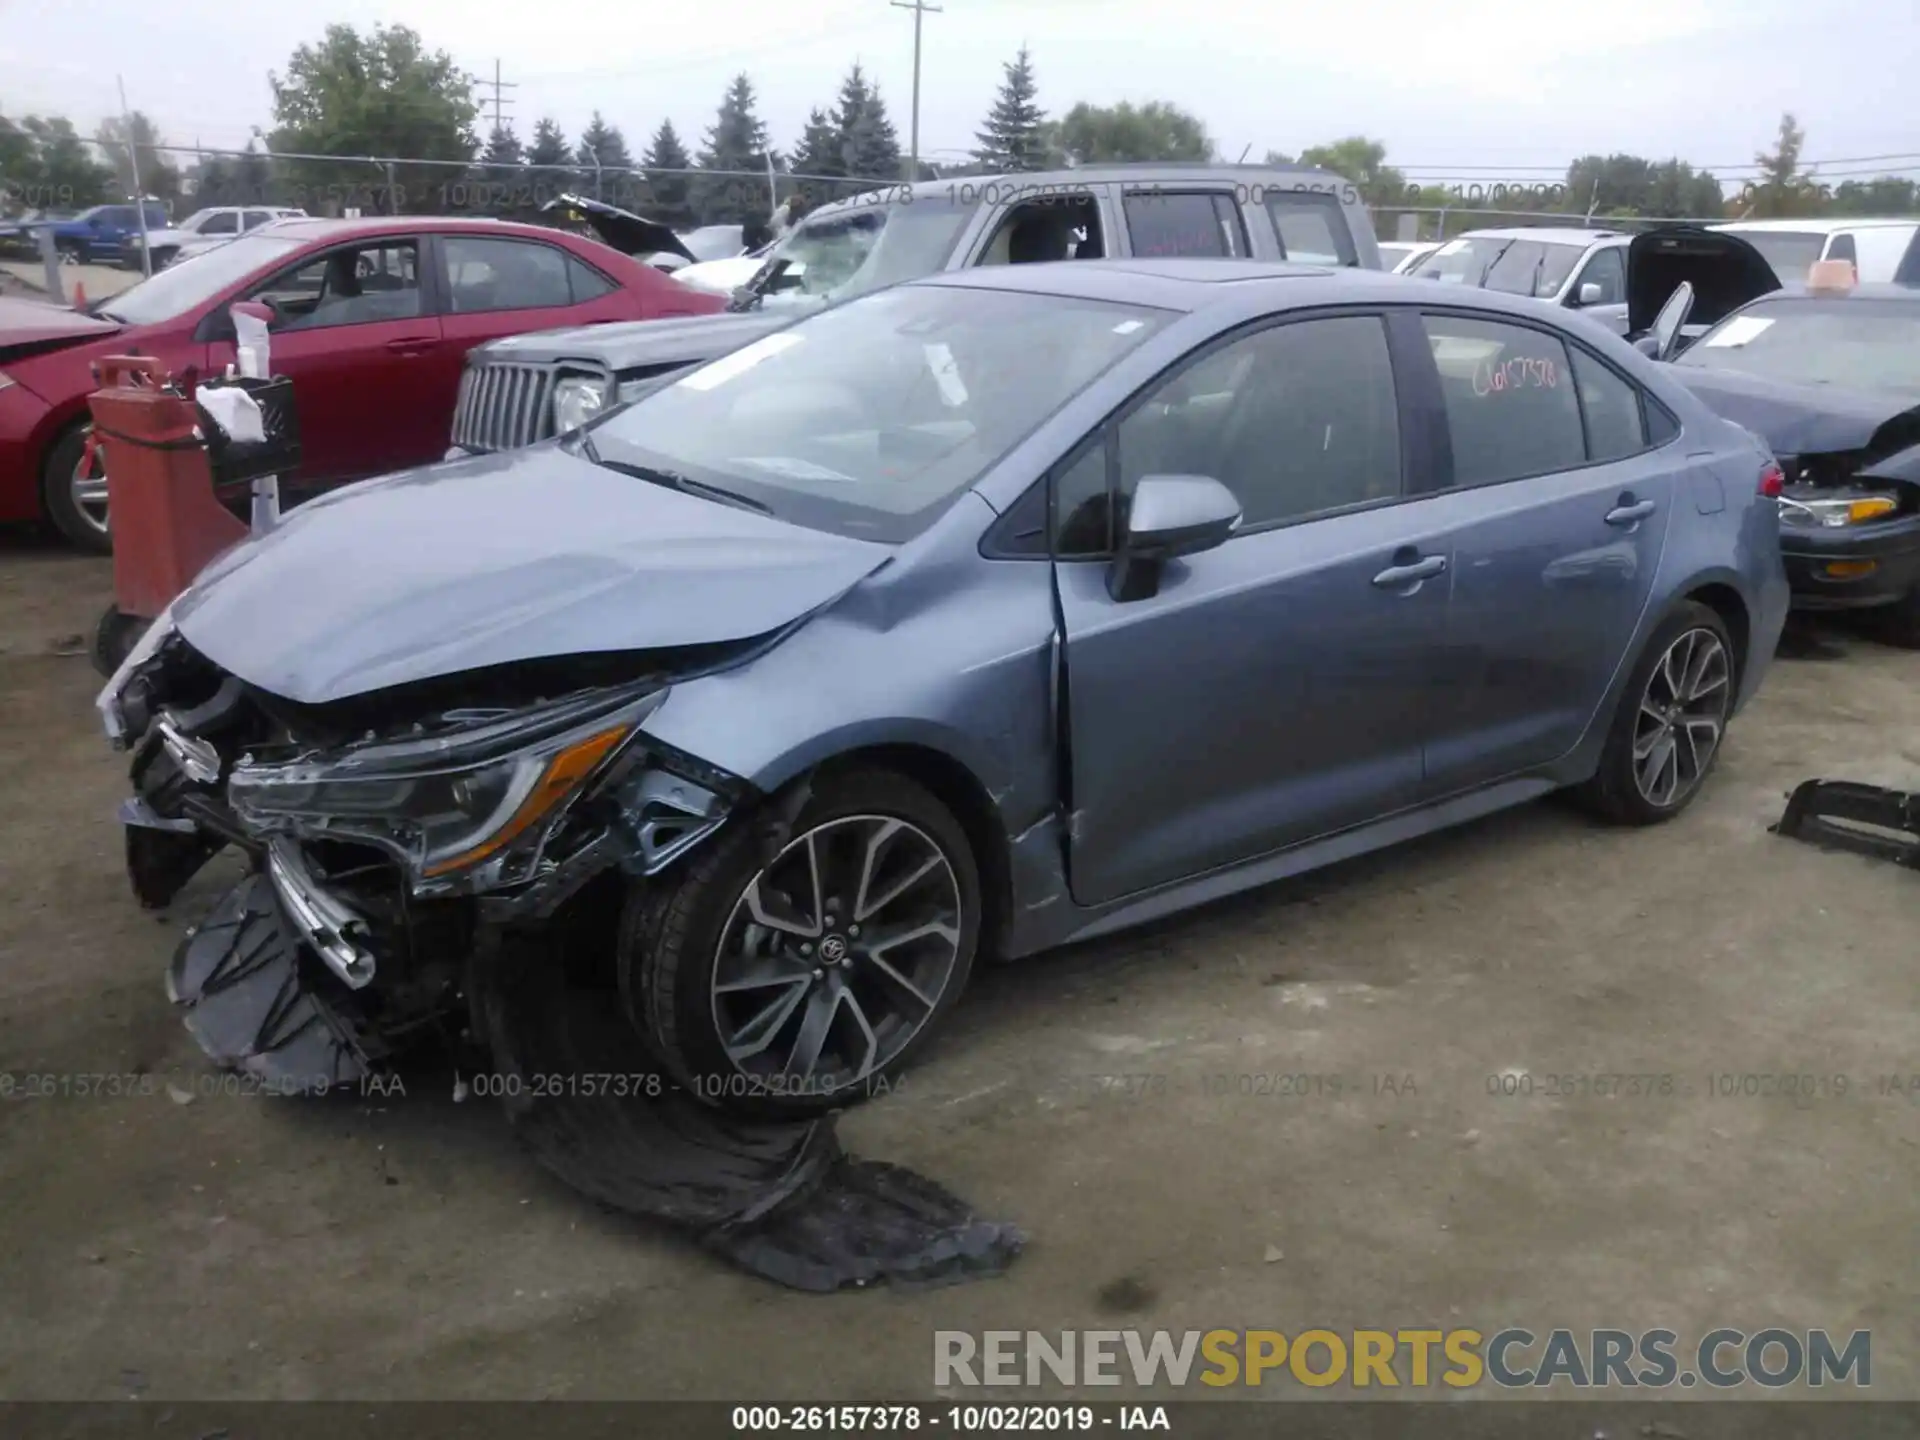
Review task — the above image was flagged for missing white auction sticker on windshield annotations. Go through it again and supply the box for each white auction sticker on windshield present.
[923,342,969,407]
[1702,315,1775,348]
[678,331,804,391]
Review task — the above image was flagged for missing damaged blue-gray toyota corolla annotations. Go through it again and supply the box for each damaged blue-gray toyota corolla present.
[98,260,1789,1286]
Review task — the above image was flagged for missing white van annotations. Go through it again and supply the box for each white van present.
[1711,218,1920,284]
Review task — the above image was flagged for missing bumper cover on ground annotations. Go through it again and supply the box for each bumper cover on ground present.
[169,871,1026,1292]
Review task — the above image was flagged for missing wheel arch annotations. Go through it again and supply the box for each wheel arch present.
[748,734,1017,964]
[1678,576,1753,695]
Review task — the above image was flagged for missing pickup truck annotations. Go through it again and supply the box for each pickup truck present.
[448,162,1383,456]
[28,202,171,265]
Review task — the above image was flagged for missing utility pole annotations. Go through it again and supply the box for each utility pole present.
[117,76,152,278]
[890,0,942,182]
[485,60,518,138]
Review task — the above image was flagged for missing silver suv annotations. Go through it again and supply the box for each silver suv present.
[1405,226,1632,334]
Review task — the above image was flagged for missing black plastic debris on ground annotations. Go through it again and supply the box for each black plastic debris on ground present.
[169,873,1026,1292]
[470,924,1027,1292]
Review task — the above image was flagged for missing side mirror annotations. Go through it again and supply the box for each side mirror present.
[1108,474,1241,602]
[1577,281,1603,306]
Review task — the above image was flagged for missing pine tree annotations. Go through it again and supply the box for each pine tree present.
[695,73,772,225]
[526,116,573,203]
[973,47,1046,172]
[792,107,844,181]
[574,111,633,199]
[831,63,901,182]
[643,118,696,228]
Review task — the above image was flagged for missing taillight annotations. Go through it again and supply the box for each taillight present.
[1759,463,1784,498]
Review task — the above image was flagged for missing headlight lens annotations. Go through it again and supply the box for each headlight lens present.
[552,375,610,434]
[229,685,665,886]
[1779,490,1901,527]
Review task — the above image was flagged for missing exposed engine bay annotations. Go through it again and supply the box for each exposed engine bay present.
[101,621,1024,1292]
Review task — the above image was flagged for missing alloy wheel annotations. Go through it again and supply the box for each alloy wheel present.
[71,427,111,539]
[1632,627,1731,808]
[710,814,964,1092]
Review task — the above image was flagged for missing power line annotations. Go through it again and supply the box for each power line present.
[483,59,518,138]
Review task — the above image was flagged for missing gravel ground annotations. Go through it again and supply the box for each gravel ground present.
[0,533,1915,1403]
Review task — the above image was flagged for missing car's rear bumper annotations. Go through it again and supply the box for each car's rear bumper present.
[1781,514,1920,610]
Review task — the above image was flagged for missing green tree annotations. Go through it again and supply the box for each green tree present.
[1748,112,1818,218]
[1297,135,1407,208]
[695,73,773,226]
[526,117,573,203]
[235,140,274,206]
[791,106,844,183]
[643,119,696,228]
[831,63,901,182]
[268,23,478,215]
[1563,153,1658,216]
[22,116,114,208]
[94,111,180,205]
[575,111,633,200]
[1643,158,1726,219]
[1831,176,1917,216]
[1051,100,1212,166]
[972,47,1047,173]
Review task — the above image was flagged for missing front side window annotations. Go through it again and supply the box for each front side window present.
[976,196,1105,266]
[1424,314,1585,485]
[200,212,239,235]
[1574,247,1626,306]
[444,236,574,312]
[1053,315,1401,550]
[255,240,422,330]
[584,284,1174,543]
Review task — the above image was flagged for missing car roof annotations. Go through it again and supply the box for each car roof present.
[1450,226,1621,245]
[914,256,1545,314]
[1714,218,1920,233]
[807,162,1359,219]
[259,215,555,242]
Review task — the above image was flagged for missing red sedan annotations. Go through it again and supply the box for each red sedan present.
[0,215,726,551]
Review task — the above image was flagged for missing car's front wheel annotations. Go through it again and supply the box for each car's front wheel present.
[1575,600,1737,825]
[623,767,981,1117]
[42,422,112,553]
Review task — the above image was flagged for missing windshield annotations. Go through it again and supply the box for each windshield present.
[1481,239,1587,298]
[1727,231,1828,280]
[751,195,977,306]
[583,283,1173,542]
[1675,298,1920,395]
[99,232,305,326]
[1410,237,1510,286]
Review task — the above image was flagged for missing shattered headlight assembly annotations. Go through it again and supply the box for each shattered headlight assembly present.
[552,374,610,434]
[96,598,182,748]
[228,686,667,892]
[1777,490,1901,528]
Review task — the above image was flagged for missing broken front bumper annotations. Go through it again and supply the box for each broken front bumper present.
[1781,512,1920,610]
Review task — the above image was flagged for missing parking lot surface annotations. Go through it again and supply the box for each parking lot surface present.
[1,259,142,304]
[1,538,1915,1401]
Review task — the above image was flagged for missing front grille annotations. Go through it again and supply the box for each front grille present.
[450,361,558,453]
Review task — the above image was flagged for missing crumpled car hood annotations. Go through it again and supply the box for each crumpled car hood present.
[1668,365,1920,457]
[174,447,893,705]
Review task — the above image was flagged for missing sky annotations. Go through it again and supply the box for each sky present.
[3,0,1917,188]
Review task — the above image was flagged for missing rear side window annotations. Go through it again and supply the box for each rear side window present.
[1569,348,1647,461]
[444,236,574,312]
[1263,192,1357,267]
[1124,191,1248,258]
[567,254,616,301]
[1424,314,1585,485]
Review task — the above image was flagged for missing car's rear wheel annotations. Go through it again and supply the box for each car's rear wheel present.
[42,422,112,553]
[622,767,980,1117]
[1575,601,1736,825]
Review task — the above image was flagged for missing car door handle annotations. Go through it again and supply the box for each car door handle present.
[385,337,438,356]
[1372,554,1447,588]
[1605,499,1657,526]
